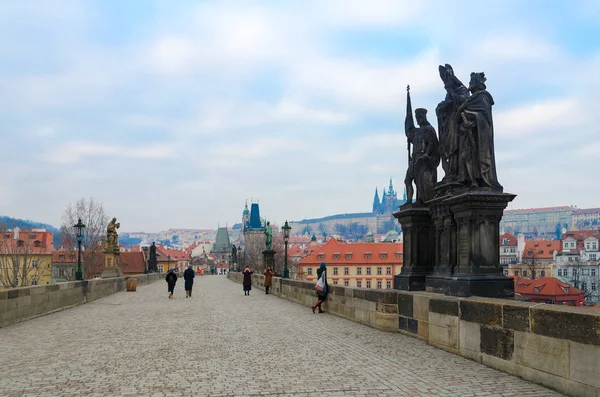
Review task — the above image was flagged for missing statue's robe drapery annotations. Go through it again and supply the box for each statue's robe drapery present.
[457,90,500,188]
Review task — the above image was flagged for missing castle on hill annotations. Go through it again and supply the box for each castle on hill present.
[284,179,406,238]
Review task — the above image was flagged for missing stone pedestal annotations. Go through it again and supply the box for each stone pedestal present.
[427,191,516,298]
[102,250,122,278]
[393,206,433,291]
[262,249,275,273]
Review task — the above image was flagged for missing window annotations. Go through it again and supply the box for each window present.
[333,280,338,285]
[386,281,391,289]
[592,283,597,291]
[159,266,164,274]
[333,254,340,259]
[557,269,563,276]
[365,253,371,259]
[34,241,41,247]
[377,267,382,275]
[317,254,324,260]
[31,279,38,286]
[377,281,382,289]
[357,267,362,275]
[59,255,65,261]
[514,270,519,276]
[333,267,338,275]
[31,260,38,268]
[540,270,545,277]
[344,280,349,287]
[344,267,349,275]
[523,270,528,277]
[345,254,352,260]
[17,240,24,247]
[592,269,597,276]
[70,255,76,261]
[366,267,371,275]
[396,253,402,259]
[504,270,508,276]
[386,267,392,275]
[590,254,597,261]
[366,281,371,288]
[357,281,362,288]
[572,268,577,276]
[380,253,387,259]
[582,269,590,276]
[582,283,587,291]
[307,268,313,276]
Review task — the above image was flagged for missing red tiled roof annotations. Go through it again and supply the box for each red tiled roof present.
[156,245,188,261]
[298,239,403,265]
[561,230,600,241]
[572,208,600,215]
[52,250,78,263]
[522,240,561,259]
[500,233,517,246]
[119,252,146,274]
[0,230,54,255]
[215,262,229,268]
[514,277,582,296]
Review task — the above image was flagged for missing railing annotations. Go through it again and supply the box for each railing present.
[228,272,600,397]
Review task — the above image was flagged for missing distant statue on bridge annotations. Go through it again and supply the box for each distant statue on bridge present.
[265,222,273,250]
[105,217,120,252]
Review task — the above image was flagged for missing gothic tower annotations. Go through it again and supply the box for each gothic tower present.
[372,188,381,214]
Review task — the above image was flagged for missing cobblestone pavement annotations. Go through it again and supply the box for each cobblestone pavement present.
[0,277,565,397]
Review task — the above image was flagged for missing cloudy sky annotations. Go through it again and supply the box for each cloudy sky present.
[1,0,599,232]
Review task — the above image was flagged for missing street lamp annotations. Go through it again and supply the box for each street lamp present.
[74,218,86,281]
[282,220,291,279]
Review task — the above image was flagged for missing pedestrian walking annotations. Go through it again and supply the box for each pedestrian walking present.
[264,266,274,294]
[165,268,177,299]
[184,264,195,298]
[242,265,253,296]
[311,262,328,313]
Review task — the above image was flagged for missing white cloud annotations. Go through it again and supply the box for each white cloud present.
[44,141,176,164]
[314,0,427,27]
[494,98,582,137]
[473,34,558,62]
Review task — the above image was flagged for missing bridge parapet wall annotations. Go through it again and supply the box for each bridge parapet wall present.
[0,273,162,328]
[228,272,600,397]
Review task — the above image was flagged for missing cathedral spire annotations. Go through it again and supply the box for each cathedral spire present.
[388,177,394,194]
[372,188,381,214]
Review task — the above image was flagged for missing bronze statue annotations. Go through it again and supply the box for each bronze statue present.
[404,85,440,205]
[106,217,120,251]
[455,72,501,189]
[436,64,469,181]
[264,222,273,250]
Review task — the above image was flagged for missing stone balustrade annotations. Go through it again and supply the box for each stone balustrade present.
[0,273,162,328]
[229,272,600,397]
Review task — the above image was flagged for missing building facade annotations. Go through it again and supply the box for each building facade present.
[298,239,403,289]
[554,230,600,305]
[501,206,574,239]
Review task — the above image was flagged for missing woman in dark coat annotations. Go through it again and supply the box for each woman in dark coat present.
[311,262,328,313]
[263,266,274,295]
[165,268,177,299]
[183,264,195,298]
[242,265,253,296]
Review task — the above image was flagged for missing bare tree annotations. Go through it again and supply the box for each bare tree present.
[0,226,52,288]
[569,267,598,306]
[60,197,108,279]
[522,248,542,280]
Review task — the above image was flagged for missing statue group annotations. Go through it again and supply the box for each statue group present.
[396,65,514,298]
[405,65,501,206]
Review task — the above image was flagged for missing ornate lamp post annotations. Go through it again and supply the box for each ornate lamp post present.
[282,220,291,279]
[74,218,86,281]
